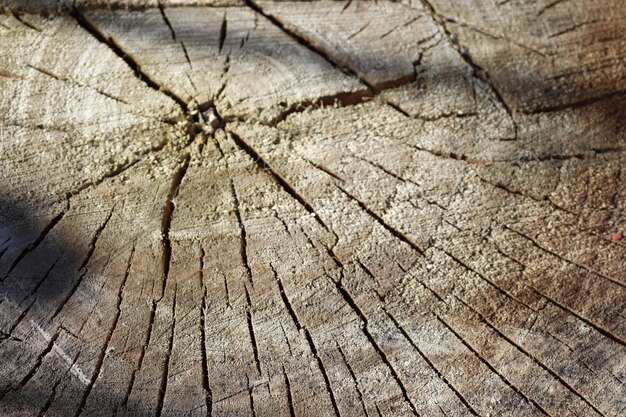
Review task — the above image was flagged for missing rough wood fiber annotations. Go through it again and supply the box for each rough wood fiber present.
[1,0,243,13]
[84,6,363,122]
[0,1,625,416]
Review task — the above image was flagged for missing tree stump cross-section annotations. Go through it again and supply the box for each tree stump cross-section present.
[0,0,625,416]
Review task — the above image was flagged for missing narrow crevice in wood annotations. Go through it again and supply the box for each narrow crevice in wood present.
[417,0,518,140]
[435,314,552,416]
[244,285,262,377]
[155,284,178,417]
[270,265,304,333]
[301,327,342,417]
[222,274,231,309]
[0,332,21,343]
[71,8,190,112]
[218,11,227,53]
[453,295,607,416]
[197,247,213,416]
[125,302,155,407]
[504,225,626,290]
[356,156,421,189]
[516,147,626,162]
[340,0,354,14]
[1,298,36,344]
[282,366,296,417]
[303,158,345,182]
[158,2,176,41]
[19,260,57,306]
[385,101,412,118]
[246,374,258,417]
[49,209,113,320]
[0,238,11,264]
[3,200,69,280]
[336,345,369,417]
[440,15,546,57]
[79,206,114,270]
[155,283,178,417]
[266,89,373,126]
[212,379,268,405]
[522,89,626,114]
[28,64,129,105]
[36,353,78,417]
[367,118,489,165]
[74,244,136,417]
[537,0,573,17]
[159,154,190,301]
[355,259,386,291]
[268,266,340,417]
[388,98,480,122]
[336,185,425,255]
[231,181,253,286]
[380,15,423,40]
[383,308,480,416]
[477,176,576,215]
[331,277,420,416]
[347,22,370,40]
[438,248,538,313]
[158,2,193,69]
[0,330,60,400]
[244,0,372,89]
[61,130,173,209]
[228,130,329,231]
[8,9,41,31]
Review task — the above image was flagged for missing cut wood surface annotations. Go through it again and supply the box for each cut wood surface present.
[0,0,625,416]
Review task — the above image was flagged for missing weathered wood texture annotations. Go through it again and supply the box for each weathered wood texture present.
[0,0,625,416]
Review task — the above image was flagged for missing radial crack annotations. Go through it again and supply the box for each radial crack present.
[49,208,114,321]
[219,12,228,53]
[332,279,420,416]
[28,64,129,104]
[244,0,372,89]
[270,264,303,333]
[74,244,136,417]
[336,185,424,255]
[504,225,626,290]
[282,366,296,417]
[228,130,329,230]
[435,314,551,416]
[231,181,252,285]
[158,2,193,70]
[80,206,114,270]
[268,266,339,417]
[63,137,169,203]
[478,176,575,214]
[3,200,69,280]
[417,0,518,140]
[384,309,480,416]
[198,247,213,415]
[0,329,60,400]
[337,345,369,416]
[522,89,626,114]
[159,155,190,301]
[155,283,178,417]
[453,295,606,416]
[71,8,189,112]
[244,285,262,376]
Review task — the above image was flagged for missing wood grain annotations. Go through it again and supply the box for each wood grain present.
[0,1,624,415]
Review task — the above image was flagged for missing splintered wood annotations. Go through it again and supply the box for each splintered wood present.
[0,0,625,416]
